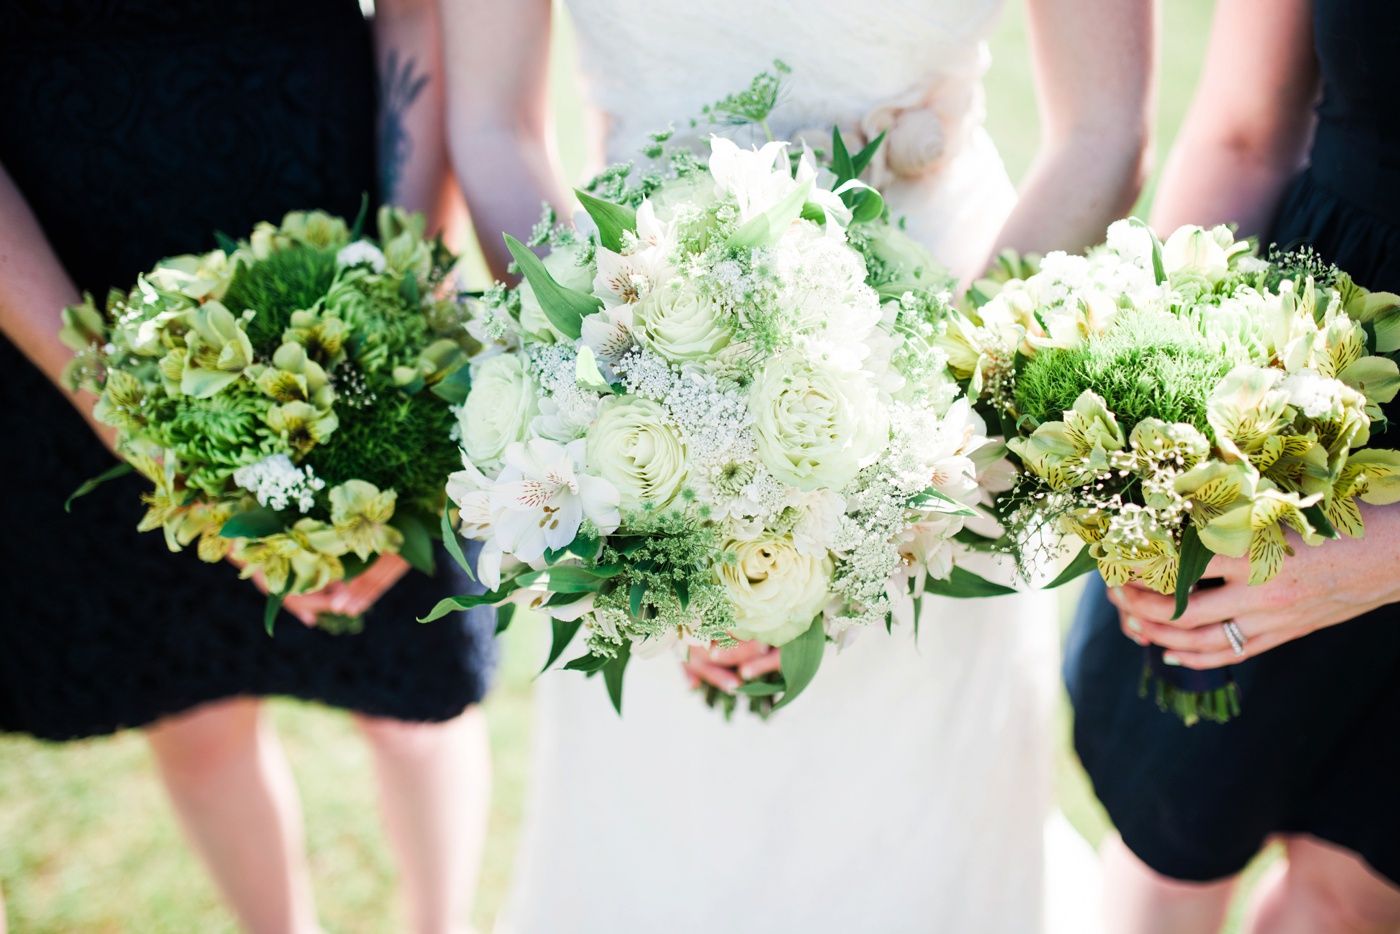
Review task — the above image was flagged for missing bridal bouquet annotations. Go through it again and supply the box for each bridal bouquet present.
[952,220,1400,722]
[432,128,1005,715]
[62,207,473,632]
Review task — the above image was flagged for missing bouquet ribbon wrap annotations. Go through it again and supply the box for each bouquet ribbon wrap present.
[1138,578,1239,725]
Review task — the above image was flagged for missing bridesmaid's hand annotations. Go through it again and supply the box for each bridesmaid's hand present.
[1106,505,1400,669]
[683,639,781,692]
[249,554,412,627]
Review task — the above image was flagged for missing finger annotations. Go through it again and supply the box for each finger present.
[1162,626,1290,670]
[1129,614,1232,653]
[684,659,742,693]
[738,650,782,680]
[1203,552,1250,580]
[684,669,701,690]
[1112,581,1251,629]
[1119,618,1146,646]
[708,640,768,667]
[280,596,321,627]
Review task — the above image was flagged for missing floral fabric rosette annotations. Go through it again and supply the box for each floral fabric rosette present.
[431,125,1008,716]
[63,206,474,632]
[949,220,1400,723]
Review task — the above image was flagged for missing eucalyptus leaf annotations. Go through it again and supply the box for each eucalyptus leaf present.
[503,234,599,340]
[921,566,1018,599]
[574,189,638,253]
[65,461,135,513]
[1173,523,1215,620]
[602,640,631,715]
[219,507,287,540]
[772,615,826,712]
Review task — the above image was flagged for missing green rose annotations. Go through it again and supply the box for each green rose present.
[461,354,540,469]
[585,396,687,509]
[719,533,834,646]
[634,283,733,363]
[749,354,888,491]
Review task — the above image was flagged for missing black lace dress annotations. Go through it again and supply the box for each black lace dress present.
[0,0,496,740]
[1065,0,1400,886]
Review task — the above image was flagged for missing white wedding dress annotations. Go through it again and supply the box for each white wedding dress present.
[497,3,1099,932]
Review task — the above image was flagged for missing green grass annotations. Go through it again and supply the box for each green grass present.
[1,3,1261,932]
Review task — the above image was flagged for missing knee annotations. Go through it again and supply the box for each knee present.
[355,707,480,764]
[1285,841,1400,934]
[145,698,262,784]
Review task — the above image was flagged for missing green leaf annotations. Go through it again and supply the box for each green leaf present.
[1301,504,1340,540]
[214,231,240,255]
[574,189,638,253]
[503,234,599,340]
[799,202,827,226]
[908,487,979,517]
[417,590,511,623]
[494,602,516,636]
[349,192,370,242]
[736,678,785,697]
[399,272,420,307]
[830,125,856,185]
[541,617,582,672]
[562,651,610,673]
[439,509,476,580]
[629,581,647,618]
[1173,523,1215,620]
[1128,217,1166,286]
[602,640,631,715]
[850,130,886,179]
[340,553,372,583]
[390,510,437,575]
[921,566,1018,599]
[674,579,690,611]
[219,507,287,540]
[544,564,620,593]
[848,188,884,224]
[726,178,814,251]
[65,461,134,513]
[263,581,292,636]
[772,615,826,713]
[1046,545,1098,589]
[429,361,472,404]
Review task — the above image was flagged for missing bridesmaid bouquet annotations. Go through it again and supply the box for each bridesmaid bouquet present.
[954,220,1400,722]
[433,128,1007,715]
[62,207,473,632]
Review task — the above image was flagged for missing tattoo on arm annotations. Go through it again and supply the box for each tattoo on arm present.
[377,50,430,204]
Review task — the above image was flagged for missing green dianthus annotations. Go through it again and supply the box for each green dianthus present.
[222,246,339,352]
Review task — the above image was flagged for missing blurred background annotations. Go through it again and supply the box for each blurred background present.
[0,2,1255,931]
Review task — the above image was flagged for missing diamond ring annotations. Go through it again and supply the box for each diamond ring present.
[1222,620,1247,658]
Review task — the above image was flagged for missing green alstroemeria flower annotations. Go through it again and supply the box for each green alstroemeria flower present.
[380,206,432,279]
[126,449,234,558]
[284,309,349,360]
[1196,484,1320,585]
[266,400,338,456]
[1058,507,1110,544]
[181,301,256,398]
[392,338,466,390]
[1351,448,1400,507]
[1120,418,1209,476]
[58,296,107,354]
[253,342,334,408]
[1173,459,1259,526]
[146,250,240,301]
[1206,366,1294,463]
[236,519,349,595]
[329,479,404,561]
[1090,512,1180,594]
[1009,390,1126,490]
[94,369,148,430]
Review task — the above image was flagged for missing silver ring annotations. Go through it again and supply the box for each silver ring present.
[1222,620,1247,658]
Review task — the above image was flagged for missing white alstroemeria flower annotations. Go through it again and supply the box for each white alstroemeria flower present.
[898,514,964,582]
[446,458,507,588]
[593,243,675,306]
[707,137,797,222]
[793,148,856,235]
[490,438,622,570]
[579,304,638,363]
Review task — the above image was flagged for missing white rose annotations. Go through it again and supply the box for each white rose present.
[719,533,834,646]
[520,243,593,341]
[634,282,733,363]
[585,396,688,509]
[460,354,540,468]
[749,354,890,491]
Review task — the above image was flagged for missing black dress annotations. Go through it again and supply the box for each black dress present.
[0,0,495,740]
[1065,0,1400,885]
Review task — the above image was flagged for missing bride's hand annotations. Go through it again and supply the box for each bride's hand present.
[683,639,781,692]
[244,554,412,627]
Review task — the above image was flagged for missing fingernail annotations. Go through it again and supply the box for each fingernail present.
[1126,616,1142,633]
[1163,654,1182,666]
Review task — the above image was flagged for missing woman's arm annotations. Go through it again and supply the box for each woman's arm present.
[1149,0,1318,235]
[0,163,110,446]
[372,0,456,229]
[437,0,571,279]
[981,0,1156,270]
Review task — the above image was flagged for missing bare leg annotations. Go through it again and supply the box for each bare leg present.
[1247,835,1400,934]
[355,707,491,934]
[1101,833,1236,934]
[1,878,8,934]
[146,698,322,934]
